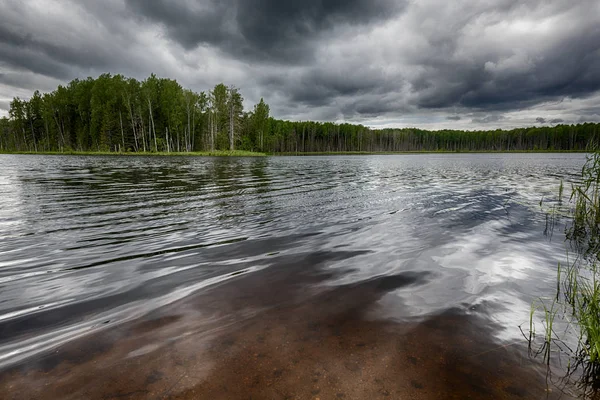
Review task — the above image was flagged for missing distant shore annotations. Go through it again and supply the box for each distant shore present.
[0,149,589,157]
[0,150,268,157]
[272,150,589,155]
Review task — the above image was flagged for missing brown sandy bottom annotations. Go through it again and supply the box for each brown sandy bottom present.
[0,252,574,399]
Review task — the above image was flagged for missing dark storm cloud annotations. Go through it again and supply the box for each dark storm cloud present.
[536,117,546,124]
[407,2,600,112]
[125,0,404,63]
[124,0,232,50]
[254,0,600,124]
[0,1,150,82]
[457,32,600,110]
[263,65,395,107]
[351,100,406,118]
[551,118,564,124]
[0,0,599,128]
[0,26,72,79]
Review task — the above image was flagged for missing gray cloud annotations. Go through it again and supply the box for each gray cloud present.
[0,100,10,114]
[405,1,600,111]
[0,0,599,129]
[550,118,564,124]
[0,1,148,81]
[472,115,507,124]
[125,0,404,64]
[536,117,546,124]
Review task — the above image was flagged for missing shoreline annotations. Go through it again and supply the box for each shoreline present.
[0,149,589,157]
[0,150,268,157]
[273,150,589,155]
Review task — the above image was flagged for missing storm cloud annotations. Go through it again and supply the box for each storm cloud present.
[125,0,405,63]
[0,0,599,129]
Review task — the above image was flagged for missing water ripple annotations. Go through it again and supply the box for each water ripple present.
[0,153,587,369]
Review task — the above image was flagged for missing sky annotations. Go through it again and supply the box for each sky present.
[0,0,599,130]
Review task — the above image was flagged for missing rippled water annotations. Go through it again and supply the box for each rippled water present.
[0,153,588,398]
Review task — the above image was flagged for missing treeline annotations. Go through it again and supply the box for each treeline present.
[1,73,599,153]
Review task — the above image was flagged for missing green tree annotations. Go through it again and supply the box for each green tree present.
[3,72,600,154]
[227,85,243,151]
[251,98,270,151]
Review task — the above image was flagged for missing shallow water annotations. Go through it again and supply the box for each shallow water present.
[0,153,588,399]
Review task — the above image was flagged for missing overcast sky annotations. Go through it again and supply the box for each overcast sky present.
[1,0,599,130]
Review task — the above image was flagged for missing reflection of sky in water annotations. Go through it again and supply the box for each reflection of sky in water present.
[324,209,568,341]
[0,162,26,237]
[0,153,587,366]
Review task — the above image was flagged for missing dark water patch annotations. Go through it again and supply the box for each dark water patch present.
[64,237,250,271]
[228,269,248,277]
[370,271,432,291]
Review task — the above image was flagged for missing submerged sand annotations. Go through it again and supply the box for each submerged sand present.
[0,255,573,399]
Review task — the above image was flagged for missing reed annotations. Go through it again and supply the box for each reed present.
[529,150,600,394]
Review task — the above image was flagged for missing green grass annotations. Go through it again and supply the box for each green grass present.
[0,150,267,157]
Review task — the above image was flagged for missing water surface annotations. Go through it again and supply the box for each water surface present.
[0,153,587,399]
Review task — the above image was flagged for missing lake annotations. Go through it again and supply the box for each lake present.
[0,153,587,399]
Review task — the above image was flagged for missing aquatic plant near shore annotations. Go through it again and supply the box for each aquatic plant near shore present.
[564,152,600,365]
[528,150,600,396]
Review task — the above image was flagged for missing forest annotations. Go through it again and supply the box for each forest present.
[1,73,599,154]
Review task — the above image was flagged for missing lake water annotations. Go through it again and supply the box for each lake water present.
[0,153,588,399]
